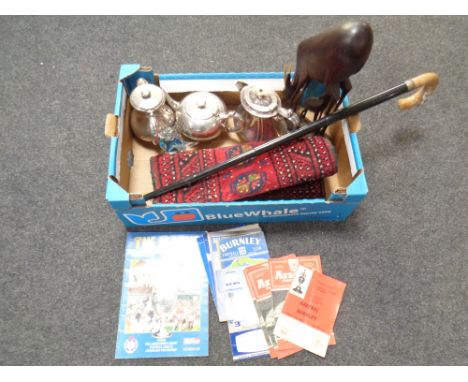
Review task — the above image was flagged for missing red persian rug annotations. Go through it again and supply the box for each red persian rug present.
[150,135,337,203]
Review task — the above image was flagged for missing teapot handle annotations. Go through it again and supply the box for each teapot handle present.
[218,110,244,133]
[147,112,159,146]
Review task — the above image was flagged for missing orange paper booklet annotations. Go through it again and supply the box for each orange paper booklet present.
[269,255,323,357]
[274,265,346,358]
[243,262,276,349]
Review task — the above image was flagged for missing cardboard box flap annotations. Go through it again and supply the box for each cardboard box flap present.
[159,72,284,93]
[347,114,361,133]
[104,113,118,138]
[345,170,368,198]
[106,176,132,209]
[129,193,146,207]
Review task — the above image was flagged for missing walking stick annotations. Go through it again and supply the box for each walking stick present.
[144,73,439,201]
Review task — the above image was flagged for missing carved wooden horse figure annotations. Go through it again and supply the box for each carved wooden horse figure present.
[284,21,374,121]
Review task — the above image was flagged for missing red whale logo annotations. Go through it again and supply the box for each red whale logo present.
[172,212,197,221]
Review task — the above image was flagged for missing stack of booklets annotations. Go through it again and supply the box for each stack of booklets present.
[244,254,346,359]
[198,224,271,361]
[200,225,346,361]
[114,226,346,361]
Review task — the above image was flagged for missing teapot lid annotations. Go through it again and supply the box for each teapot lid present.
[239,85,280,118]
[182,92,225,120]
[130,79,166,113]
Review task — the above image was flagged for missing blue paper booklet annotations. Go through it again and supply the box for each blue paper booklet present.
[197,234,218,311]
[115,232,209,359]
[201,224,270,361]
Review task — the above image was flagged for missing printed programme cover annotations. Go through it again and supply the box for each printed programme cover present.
[115,232,209,359]
[204,224,270,360]
[274,265,346,358]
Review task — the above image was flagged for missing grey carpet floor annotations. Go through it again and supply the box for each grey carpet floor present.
[0,16,467,366]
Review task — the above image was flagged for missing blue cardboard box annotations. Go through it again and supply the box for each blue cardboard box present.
[105,65,367,228]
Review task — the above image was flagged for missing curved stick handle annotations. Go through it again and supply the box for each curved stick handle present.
[398,73,439,110]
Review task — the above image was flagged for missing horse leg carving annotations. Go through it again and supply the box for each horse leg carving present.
[334,78,352,112]
[302,97,327,120]
[321,83,341,117]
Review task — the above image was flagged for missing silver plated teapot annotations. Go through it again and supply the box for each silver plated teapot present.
[165,91,235,141]
[129,78,180,148]
[233,82,300,141]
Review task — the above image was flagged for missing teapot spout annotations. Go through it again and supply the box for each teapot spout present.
[217,109,236,122]
[278,106,301,129]
[164,90,181,111]
[235,81,249,91]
